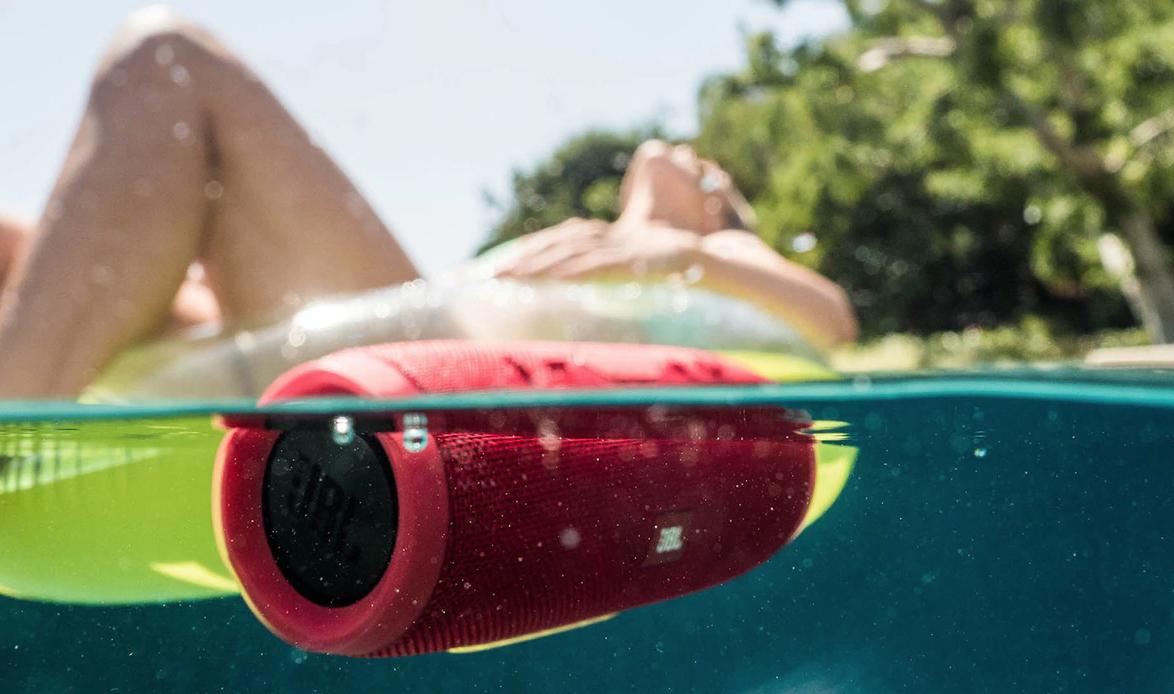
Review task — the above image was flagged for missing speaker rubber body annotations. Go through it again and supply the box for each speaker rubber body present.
[215,341,815,657]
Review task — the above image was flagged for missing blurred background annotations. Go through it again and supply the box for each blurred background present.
[4,0,1173,368]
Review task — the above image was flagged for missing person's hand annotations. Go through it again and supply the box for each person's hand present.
[493,221,703,281]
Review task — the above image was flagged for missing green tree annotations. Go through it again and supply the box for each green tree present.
[741,0,1174,340]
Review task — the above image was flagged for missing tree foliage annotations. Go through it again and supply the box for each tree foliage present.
[482,0,1174,340]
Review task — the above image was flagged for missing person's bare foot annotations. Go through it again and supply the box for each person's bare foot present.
[616,140,756,234]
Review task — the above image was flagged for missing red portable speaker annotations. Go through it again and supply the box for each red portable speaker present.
[214,341,816,657]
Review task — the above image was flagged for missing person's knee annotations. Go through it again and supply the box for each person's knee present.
[93,6,228,91]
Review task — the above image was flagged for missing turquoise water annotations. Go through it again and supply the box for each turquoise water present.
[1,370,1173,692]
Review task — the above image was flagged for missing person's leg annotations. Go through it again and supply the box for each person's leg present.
[3,209,221,335]
[0,210,31,290]
[0,8,418,397]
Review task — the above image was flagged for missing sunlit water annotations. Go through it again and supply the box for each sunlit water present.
[1,370,1173,692]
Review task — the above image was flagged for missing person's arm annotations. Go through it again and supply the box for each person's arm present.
[494,222,858,350]
[696,230,858,350]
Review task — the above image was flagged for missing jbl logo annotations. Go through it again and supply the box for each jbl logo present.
[285,458,361,565]
[644,511,693,565]
[655,526,684,554]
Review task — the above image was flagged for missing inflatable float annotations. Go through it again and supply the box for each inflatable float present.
[0,276,856,631]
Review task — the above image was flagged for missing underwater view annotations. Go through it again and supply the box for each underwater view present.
[1,370,1172,692]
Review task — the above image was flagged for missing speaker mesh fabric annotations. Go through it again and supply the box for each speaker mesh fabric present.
[369,431,811,657]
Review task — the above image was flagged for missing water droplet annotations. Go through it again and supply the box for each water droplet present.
[172,121,191,141]
[169,64,190,86]
[154,44,175,66]
[287,326,306,349]
[331,416,354,446]
[791,232,817,253]
[1023,204,1042,225]
[234,331,257,352]
[203,180,224,200]
[973,447,988,458]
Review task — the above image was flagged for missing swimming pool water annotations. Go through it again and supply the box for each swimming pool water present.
[1,373,1172,692]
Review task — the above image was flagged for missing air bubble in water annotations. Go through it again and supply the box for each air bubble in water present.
[538,420,561,470]
[538,420,561,452]
[559,527,581,549]
[403,413,429,452]
[331,416,355,446]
